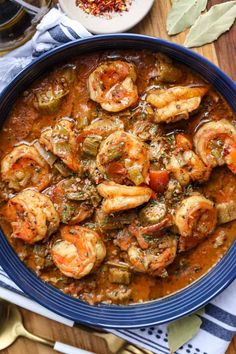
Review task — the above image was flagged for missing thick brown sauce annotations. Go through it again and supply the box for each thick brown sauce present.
[0,50,235,305]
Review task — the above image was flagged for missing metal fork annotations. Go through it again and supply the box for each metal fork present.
[10,0,41,15]
[120,343,154,354]
[76,325,154,354]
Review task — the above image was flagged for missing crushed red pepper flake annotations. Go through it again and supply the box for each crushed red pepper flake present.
[76,0,132,17]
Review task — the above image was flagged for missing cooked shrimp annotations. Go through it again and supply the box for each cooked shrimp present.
[51,225,106,279]
[130,120,159,142]
[45,177,99,224]
[82,117,124,138]
[129,216,173,250]
[1,144,51,192]
[97,181,152,214]
[114,228,135,251]
[166,151,211,185]
[96,131,150,185]
[146,86,208,123]
[175,195,217,252]
[40,118,80,172]
[5,189,59,244]
[127,235,177,276]
[155,53,182,83]
[193,119,236,173]
[165,134,211,185]
[88,61,138,112]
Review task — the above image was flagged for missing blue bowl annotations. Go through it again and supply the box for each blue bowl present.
[0,34,235,328]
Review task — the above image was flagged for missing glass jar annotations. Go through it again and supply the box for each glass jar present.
[0,0,52,55]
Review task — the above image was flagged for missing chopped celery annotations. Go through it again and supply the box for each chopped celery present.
[52,124,70,156]
[53,125,69,137]
[82,135,103,156]
[54,161,73,177]
[217,201,236,224]
[77,116,89,129]
[108,267,131,285]
[33,141,57,167]
[210,139,224,164]
[53,141,70,157]
[66,191,86,201]
[127,166,144,185]
[106,142,125,163]
[90,192,102,207]
[107,261,130,270]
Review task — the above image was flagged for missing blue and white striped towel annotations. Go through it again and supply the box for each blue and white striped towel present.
[0,266,235,354]
[0,7,235,354]
[0,7,91,91]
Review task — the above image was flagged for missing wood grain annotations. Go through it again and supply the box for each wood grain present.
[2,0,236,353]
[208,0,236,81]
[2,309,109,354]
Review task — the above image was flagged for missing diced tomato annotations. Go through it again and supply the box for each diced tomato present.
[107,162,126,176]
[151,191,158,200]
[226,150,236,174]
[149,170,169,193]
[77,133,86,144]
[176,133,192,150]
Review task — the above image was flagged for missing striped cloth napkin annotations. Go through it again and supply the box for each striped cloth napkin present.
[0,267,235,354]
[0,6,235,354]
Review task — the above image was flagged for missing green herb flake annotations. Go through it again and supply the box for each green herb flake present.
[103,174,110,181]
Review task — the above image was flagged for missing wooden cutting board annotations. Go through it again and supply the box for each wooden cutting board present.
[133,0,236,80]
[3,0,236,353]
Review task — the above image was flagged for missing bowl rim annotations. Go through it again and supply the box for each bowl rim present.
[0,33,235,328]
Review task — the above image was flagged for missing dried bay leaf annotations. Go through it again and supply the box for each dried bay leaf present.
[167,314,202,353]
[184,1,236,48]
[167,0,208,35]
[195,307,205,316]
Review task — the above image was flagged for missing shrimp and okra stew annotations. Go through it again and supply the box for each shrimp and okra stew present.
[0,50,236,305]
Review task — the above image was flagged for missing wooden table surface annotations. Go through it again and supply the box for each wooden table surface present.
[2,0,236,353]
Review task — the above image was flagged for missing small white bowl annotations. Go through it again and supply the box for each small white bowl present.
[59,0,154,34]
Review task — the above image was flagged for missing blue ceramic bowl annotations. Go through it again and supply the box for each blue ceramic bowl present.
[0,34,235,328]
